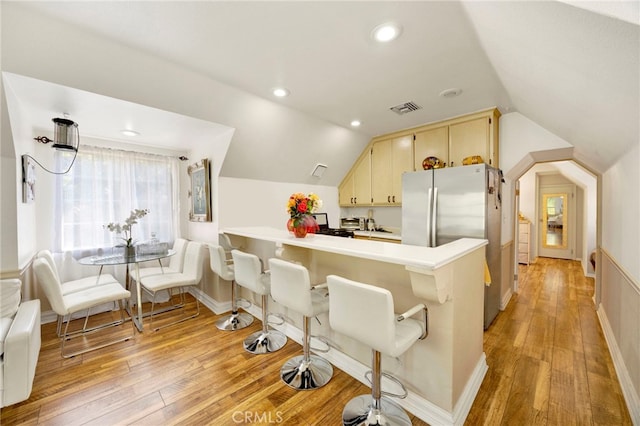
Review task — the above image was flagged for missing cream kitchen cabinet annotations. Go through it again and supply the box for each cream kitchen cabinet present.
[414,126,449,171]
[448,109,500,168]
[339,108,500,208]
[371,135,413,205]
[339,151,371,206]
[518,220,531,265]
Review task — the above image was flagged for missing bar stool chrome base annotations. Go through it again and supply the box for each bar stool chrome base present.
[243,329,287,354]
[216,311,254,331]
[342,395,411,426]
[280,354,333,390]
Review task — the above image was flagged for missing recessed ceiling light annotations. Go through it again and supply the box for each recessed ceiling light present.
[350,120,361,127]
[439,88,463,98]
[272,87,290,97]
[121,129,140,137]
[371,23,402,42]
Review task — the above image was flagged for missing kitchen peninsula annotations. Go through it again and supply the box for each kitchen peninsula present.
[223,226,488,425]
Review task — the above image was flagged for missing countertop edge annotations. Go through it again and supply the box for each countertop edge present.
[222,226,487,270]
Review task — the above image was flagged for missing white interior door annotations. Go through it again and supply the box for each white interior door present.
[538,184,576,259]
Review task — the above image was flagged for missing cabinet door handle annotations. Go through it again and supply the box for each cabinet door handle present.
[450,161,454,167]
[350,197,354,204]
[354,197,357,204]
[387,195,391,203]
[392,195,395,203]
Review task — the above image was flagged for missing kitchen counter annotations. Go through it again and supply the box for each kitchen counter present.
[223,226,483,270]
[353,230,402,241]
[222,226,489,424]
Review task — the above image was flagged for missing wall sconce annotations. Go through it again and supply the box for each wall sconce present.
[311,163,328,178]
[34,117,79,152]
[29,117,80,175]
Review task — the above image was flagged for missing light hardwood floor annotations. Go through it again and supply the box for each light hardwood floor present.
[1,258,631,425]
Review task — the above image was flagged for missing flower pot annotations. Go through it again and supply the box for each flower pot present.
[123,245,136,259]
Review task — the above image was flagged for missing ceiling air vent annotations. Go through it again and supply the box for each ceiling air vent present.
[389,101,422,115]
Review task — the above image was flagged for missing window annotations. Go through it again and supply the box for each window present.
[54,145,180,253]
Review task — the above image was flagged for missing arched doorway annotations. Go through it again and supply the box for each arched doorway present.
[504,148,600,306]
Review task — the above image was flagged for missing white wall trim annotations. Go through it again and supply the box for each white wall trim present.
[501,288,513,310]
[596,306,640,425]
[190,287,231,315]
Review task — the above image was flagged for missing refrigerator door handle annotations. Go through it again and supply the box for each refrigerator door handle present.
[426,187,433,247]
[431,187,438,247]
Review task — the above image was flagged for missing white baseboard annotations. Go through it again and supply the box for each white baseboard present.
[190,290,487,425]
[500,288,513,310]
[189,287,231,315]
[597,306,640,425]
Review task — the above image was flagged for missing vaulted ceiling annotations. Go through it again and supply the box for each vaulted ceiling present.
[4,1,639,179]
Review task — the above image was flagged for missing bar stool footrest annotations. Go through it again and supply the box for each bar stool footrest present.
[310,334,333,353]
[364,370,409,399]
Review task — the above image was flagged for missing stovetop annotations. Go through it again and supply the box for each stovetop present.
[315,228,354,238]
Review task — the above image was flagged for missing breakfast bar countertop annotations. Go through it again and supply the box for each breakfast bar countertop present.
[222,226,486,270]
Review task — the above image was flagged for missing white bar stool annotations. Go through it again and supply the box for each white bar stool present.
[327,275,428,426]
[231,250,287,354]
[209,244,253,331]
[269,258,333,390]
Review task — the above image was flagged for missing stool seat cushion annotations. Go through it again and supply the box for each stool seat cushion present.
[269,258,330,317]
[231,250,271,295]
[390,318,423,357]
[327,275,423,358]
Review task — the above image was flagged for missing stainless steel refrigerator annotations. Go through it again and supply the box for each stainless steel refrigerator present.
[401,164,502,329]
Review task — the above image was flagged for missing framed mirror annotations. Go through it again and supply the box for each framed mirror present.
[188,158,212,222]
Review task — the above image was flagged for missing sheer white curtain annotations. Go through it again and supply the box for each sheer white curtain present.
[54,145,180,254]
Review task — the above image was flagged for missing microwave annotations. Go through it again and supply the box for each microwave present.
[340,217,365,230]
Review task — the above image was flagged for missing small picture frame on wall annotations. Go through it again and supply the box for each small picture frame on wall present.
[22,155,36,203]
[188,158,212,222]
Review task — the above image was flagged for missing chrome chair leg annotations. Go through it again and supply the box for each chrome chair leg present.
[243,294,286,354]
[342,350,411,426]
[60,299,134,359]
[280,315,332,390]
[147,287,200,332]
[216,280,254,331]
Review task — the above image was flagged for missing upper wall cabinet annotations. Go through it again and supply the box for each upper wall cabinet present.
[371,135,413,205]
[449,116,492,167]
[414,126,449,171]
[339,108,500,207]
[339,150,371,206]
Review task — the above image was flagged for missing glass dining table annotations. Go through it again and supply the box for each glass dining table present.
[78,249,175,332]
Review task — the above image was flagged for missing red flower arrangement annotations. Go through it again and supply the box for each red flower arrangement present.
[286,193,322,237]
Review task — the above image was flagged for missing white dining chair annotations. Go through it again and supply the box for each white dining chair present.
[33,258,133,358]
[139,241,204,331]
[35,249,121,337]
[128,238,188,283]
